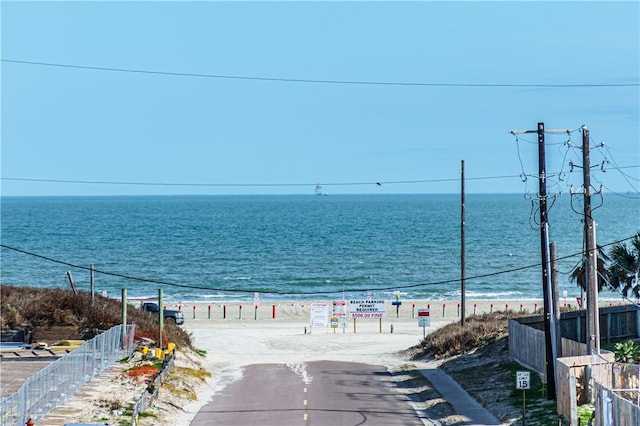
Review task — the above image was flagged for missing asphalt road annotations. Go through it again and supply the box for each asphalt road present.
[190,360,424,426]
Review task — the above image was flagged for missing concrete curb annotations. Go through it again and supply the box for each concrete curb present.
[418,363,503,426]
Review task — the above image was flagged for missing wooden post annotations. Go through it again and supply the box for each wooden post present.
[66,271,77,294]
[158,288,164,349]
[551,242,563,358]
[90,264,95,307]
[582,126,600,356]
[121,288,127,350]
[461,159,466,326]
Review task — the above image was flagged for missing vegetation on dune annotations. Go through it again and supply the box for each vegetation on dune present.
[571,230,640,298]
[408,310,528,359]
[0,285,192,349]
[406,310,564,425]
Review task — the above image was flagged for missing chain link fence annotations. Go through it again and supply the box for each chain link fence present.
[0,324,136,426]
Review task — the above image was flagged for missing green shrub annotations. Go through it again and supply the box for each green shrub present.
[614,340,640,363]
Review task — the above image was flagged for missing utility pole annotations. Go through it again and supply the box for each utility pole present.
[550,242,562,359]
[509,122,571,400]
[581,126,600,355]
[461,160,466,326]
[535,122,557,400]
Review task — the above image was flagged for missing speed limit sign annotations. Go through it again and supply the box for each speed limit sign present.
[516,371,530,390]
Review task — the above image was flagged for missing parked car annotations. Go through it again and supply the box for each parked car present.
[140,302,184,325]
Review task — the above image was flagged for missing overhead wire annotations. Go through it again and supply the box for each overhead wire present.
[511,128,584,227]
[597,270,640,308]
[0,174,550,188]
[594,137,640,194]
[3,59,639,88]
[1,235,636,296]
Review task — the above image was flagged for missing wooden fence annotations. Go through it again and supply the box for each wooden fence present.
[509,304,640,426]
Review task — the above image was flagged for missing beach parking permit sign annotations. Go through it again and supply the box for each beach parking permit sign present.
[348,300,386,319]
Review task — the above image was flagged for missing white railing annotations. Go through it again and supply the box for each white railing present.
[0,324,135,426]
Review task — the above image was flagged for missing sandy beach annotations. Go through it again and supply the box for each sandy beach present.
[27,298,547,425]
[35,297,607,424]
[155,298,544,426]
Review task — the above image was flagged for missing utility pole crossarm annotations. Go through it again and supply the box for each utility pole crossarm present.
[509,129,573,135]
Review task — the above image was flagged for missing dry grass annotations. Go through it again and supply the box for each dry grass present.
[402,310,564,425]
[406,310,528,360]
[0,285,193,349]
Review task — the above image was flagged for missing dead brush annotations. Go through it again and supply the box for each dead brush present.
[96,397,124,411]
[0,285,193,349]
[414,311,527,359]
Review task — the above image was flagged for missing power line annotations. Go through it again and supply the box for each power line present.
[0,175,525,187]
[3,168,638,188]
[597,270,640,308]
[1,235,636,296]
[3,59,639,88]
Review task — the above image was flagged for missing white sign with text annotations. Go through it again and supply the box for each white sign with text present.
[348,300,386,319]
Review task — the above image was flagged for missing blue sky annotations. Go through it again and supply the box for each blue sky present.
[1,1,638,196]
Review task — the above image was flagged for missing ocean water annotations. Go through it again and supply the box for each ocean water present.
[1,194,638,303]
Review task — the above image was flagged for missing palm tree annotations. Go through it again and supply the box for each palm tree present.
[607,232,640,299]
[570,246,610,293]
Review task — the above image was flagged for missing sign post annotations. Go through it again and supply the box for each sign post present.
[349,299,385,334]
[392,291,402,318]
[310,303,328,333]
[332,300,347,333]
[254,293,260,320]
[417,308,430,338]
[516,371,530,425]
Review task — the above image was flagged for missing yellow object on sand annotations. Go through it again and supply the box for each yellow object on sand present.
[53,340,85,347]
[50,339,85,351]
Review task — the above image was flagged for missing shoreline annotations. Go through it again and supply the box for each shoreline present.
[157,298,625,323]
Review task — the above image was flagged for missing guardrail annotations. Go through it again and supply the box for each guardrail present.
[0,324,135,426]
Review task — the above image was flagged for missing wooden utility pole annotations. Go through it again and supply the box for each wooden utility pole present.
[550,242,562,359]
[509,122,573,400]
[582,126,600,355]
[461,160,466,326]
[536,122,557,400]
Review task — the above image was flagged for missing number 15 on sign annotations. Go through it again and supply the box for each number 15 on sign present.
[516,371,530,390]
